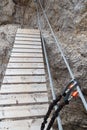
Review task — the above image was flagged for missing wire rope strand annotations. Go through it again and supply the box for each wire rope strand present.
[35,2,64,130]
[38,0,87,111]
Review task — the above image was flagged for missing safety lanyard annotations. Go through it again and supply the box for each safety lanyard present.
[41,79,78,130]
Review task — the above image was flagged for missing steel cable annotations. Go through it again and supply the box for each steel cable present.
[38,0,87,111]
[35,2,64,130]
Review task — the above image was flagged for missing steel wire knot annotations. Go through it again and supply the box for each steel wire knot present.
[41,79,79,130]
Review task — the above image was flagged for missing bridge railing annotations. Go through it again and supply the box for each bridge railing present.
[35,1,87,130]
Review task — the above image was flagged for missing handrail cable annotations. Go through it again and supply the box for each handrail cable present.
[35,2,63,130]
[38,0,87,111]
[44,0,51,13]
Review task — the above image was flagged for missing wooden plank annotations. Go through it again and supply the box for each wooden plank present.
[0,119,53,130]
[0,119,45,130]
[12,48,42,53]
[15,37,41,42]
[15,41,41,45]
[5,69,45,75]
[0,104,48,119]
[9,57,44,63]
[17,28,39,30]
[17,32,40,34]
[17,28,40,32]
[7,63,44,68]
[11,53,43,57]
[0,84,47,94]
[13,44,42,49]
[0,28,52,130]
[17,28,40,34]
[0,119,42,130]
[16,34,40,38]
[16,33,40,36]
[0,93,48,105]
[3,76,46,84]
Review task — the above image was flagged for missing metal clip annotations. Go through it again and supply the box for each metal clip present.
[62,79,78,102]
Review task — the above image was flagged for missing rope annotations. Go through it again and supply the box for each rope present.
[38,0,87,111]
[41,95,62,130]
[46,101,68,130]
[35,2,63,130]
[44,0,51,13]
[35,1,87,130]
[41,79,78,130]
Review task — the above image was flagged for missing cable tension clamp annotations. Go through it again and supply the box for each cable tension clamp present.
[41,79,79,130]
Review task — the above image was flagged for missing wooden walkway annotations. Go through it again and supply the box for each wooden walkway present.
[0,29,49,130]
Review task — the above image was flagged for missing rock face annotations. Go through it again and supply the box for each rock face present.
[0,0,36,27]
[39,0,87,129]
[13,0,30,5]
[0,0,15,25]
[0,0,86,31]
[0,0,87,31]
[0,24,19,85]
[43,30,87,130]
[43,0,87,32]
[0,0,87,130]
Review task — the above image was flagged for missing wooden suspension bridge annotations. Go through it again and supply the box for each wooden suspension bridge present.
[0,28,50,130]
[0,28,86,130]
